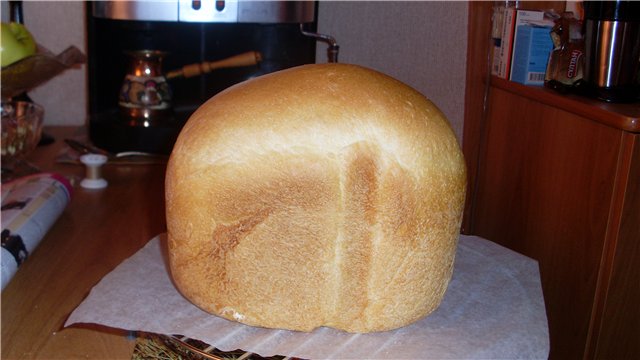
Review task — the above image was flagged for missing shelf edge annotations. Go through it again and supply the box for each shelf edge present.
[490,77,640,133]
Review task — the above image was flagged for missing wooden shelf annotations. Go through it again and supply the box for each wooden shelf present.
[464,3,640,358]
[490,76,640,133]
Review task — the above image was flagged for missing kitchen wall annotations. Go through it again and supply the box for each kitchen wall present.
[316,1,468,142]
[1,1,87,127]
[3,1,468,142]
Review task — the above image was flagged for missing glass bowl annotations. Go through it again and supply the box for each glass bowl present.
[1,101,44,181]
[1,100,44,162]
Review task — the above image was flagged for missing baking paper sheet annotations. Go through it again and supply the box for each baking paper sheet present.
[65,234,549,359]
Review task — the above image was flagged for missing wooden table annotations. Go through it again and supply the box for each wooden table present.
[2,126,167,359]
[3,126,551,359]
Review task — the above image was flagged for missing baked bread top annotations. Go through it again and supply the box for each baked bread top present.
[165,63,466,333]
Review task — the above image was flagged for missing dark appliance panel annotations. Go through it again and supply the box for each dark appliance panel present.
[86,1,318,154]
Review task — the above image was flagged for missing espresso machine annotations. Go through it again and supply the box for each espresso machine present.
[87,1,335,154]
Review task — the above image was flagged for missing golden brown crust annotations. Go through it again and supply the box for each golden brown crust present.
[165,63,466,333]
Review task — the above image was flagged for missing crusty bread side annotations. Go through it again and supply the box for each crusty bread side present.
[165,63,466,333]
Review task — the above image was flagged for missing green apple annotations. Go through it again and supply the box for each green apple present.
[1,22,37,67]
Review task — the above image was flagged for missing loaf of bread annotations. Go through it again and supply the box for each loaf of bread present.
[165,63,466,333]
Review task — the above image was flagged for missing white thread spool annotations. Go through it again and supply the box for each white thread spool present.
[80,154,108,189]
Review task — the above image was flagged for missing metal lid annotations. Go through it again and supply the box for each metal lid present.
[583,1,640,22]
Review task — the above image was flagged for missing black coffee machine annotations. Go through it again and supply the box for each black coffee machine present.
[86,1,335,154]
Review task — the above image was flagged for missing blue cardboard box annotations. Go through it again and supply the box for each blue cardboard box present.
[509,25,553,85]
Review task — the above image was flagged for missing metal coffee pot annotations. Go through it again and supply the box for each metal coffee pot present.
[118,50,262,126]
[119,50,172,127]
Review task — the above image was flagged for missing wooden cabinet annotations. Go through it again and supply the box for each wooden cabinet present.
[462,2,640,359]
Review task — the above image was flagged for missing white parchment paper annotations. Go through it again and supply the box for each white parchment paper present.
[65,234,549,359]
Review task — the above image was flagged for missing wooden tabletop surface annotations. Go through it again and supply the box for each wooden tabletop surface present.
[2,126,168,359]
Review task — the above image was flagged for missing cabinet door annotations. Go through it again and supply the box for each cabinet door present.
[590,133,640,359]
[471,87,621,359]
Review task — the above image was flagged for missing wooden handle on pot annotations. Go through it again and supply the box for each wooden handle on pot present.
[166,51,263,79]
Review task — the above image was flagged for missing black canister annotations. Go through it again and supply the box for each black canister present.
[583,1,640,103]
